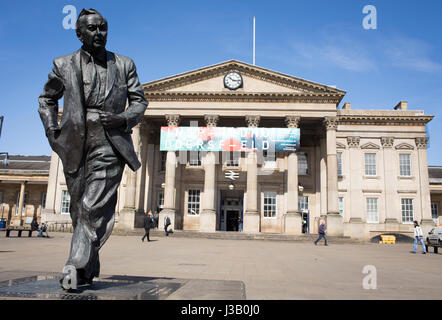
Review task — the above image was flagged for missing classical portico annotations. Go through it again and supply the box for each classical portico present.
[44,60,436,239]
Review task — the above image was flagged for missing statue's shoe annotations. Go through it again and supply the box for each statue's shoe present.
[59,265,78,291]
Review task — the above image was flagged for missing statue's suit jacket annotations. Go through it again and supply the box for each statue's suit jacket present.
[38,49,148,174]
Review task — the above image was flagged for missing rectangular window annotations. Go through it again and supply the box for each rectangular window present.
[338,197,344,216]
[41,193,47,210]
[365,153,376,176]
[337,152,343,176]
[431,202,439,222]
[189,151,201,167]
[61,190,71,215]
[399,154,411,176]
[298,196,309,213]
[157,191,164,210]
[187,190,200,215]
[298,152,308,175]
[160,151,167,172]
[225,151,240,167]
[15,192,27,216]
[401,198,414,223]
[366,198,379,223]
[263,192,277,217]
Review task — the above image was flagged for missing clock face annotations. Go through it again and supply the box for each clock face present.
[224,72,243,90]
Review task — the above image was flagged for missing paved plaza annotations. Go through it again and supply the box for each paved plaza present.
[0,232,441,299]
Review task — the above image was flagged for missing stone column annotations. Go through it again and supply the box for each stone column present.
[200,115,219,232]
[159,114,180,231]
[347,136,364,238]
[143,127,157,213]
[118,123,141,230]
[43,151,59,216]
[243,115,260,233]
[284,116,302,234]
[17,181,26,226]
[416,137,434,235]
[381,137,399,229]
[323,117,343,235]
[320,137,327,216]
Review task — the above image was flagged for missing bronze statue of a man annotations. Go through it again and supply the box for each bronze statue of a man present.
[38,8,148,290]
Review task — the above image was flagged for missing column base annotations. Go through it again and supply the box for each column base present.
[200,209,216,232]
[325,213,344,236]
[348,217,365,239]
[116,207,136,230]
[243,210,260,233]
[159,209,176,231]
[284,211,302,235]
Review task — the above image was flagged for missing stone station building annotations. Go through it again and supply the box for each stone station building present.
[38,60,440,239]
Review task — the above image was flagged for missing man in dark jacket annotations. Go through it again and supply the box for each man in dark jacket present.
[164,216,171,236]
[38,8,148,290]
[31,217,43,237]
[314,220,328,246]
[142,211,152,242]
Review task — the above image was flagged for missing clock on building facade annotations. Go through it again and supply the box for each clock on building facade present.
[224,71,243,90]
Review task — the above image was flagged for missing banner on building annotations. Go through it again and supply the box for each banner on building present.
[160,127,300,152]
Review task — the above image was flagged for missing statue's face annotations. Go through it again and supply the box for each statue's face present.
[77,14,108,50]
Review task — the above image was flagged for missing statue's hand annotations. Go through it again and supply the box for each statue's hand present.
[99,111,125,129]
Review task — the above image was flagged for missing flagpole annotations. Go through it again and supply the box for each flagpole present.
[253,16,256,65]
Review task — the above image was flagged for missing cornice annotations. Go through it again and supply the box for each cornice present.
[144,91,343,104]
[337,115,433,126]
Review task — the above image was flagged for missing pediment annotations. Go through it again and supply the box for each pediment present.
[360,142,381,149]
[143,60,345,103]
[336,142,347,149]
[395,143,415,150]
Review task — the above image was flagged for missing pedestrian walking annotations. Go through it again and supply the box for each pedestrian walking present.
[411,220,426,254]
[41,222,50,238]
[141,211,152,242]
[164,216,171,236]
[314,220,328,246]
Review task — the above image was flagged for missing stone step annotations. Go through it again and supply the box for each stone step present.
[113,228,364,244]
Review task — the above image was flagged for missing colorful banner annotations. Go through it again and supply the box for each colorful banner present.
[160,127,300,152]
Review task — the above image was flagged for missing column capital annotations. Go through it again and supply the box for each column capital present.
[285,115,301,128]
[245,115,260,128]
[415,137,429,149]
[323,116,338,130]
[204,114,219,127]
[165,114,180,127]
[381,137,394,148]
[347,136,360,148]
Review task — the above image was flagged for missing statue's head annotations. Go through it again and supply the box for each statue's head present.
[76,8,108,51]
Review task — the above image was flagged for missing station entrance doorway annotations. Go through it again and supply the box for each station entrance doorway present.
[219,189,244,231]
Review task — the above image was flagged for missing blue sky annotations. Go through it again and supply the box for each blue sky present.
[0,0,441,164]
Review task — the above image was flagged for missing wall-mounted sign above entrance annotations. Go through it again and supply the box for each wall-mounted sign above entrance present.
[160,127,300,152]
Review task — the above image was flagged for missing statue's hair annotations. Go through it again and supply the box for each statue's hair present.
[75,8,106,30]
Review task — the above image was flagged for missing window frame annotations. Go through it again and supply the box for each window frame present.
[366,197,379,223]
[364,153,377,176]
[61,190,71,215]
[188,151,202,167]
[401,198,414,224]
[187,189,201,216]
[298,152,308,175]
[338,197,344,216]
[337,152,343,176]
[263,191,277,218]
[399,153,411,177]
[431,202,439,222]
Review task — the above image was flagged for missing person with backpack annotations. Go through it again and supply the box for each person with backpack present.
[411,220,426,254]
[141,211,152,242]
[164,216,171,236]
[314,220,328,246]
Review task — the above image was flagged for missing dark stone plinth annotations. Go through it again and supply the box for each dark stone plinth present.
[0,274,246,300]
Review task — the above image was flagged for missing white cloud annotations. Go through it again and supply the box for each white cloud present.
[383,37,442,73]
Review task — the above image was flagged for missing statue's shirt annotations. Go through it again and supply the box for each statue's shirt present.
[81,48,107,108]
